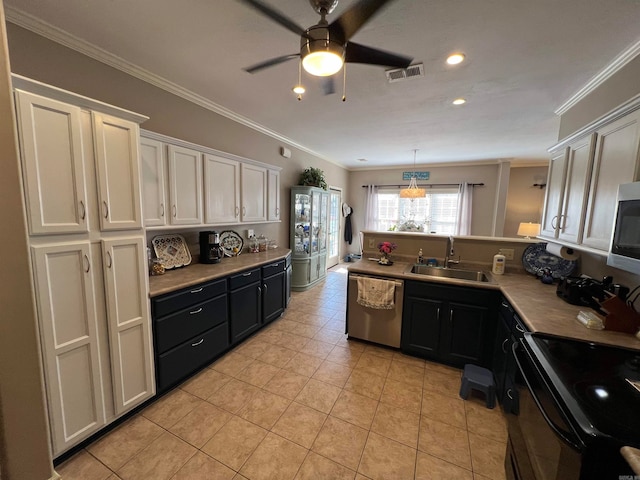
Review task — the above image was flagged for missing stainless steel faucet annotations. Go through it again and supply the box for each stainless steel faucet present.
[445,236,460,268]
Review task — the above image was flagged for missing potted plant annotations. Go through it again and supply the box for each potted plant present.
[299,167,327,190]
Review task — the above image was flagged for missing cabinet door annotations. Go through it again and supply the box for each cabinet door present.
[230,282,262,344]
[15,90,88,235]
[401,296,443,359]
[267,169,280,221]
[102,237,155,415]
[93,113,143,231]
[241,163,267,222]
[441,302,491,367]
[583,111,640,250]
[263,271,285,324]
[31,243,105,455]
[491,316,511,403]
[167,145,203,225]
[557,135,595,244]
[309,255,320,284]
[140,137,167,226]
[319,192,329,253]
[540,149,567,239]
[204,154,240,224]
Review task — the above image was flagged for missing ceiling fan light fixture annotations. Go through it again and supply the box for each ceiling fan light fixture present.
[452,98,466,105]
[302,50,343,76]
[446,53,465,65]
[400,149,426,198]
[293,85,306,94]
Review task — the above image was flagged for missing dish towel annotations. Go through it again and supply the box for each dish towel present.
[357,277,395,310]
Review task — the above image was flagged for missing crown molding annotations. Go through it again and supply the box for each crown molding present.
[554,38,640,116]
[4,6,342,166]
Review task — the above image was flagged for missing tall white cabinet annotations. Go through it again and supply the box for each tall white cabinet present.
[13,77,155,457]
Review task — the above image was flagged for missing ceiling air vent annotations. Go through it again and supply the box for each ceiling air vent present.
[385,63,424,83]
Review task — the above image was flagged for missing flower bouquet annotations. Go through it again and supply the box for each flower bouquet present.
[377,241,397,265]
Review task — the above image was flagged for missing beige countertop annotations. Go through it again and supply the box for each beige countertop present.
[621,446,640,475]
[347,259,640,351]
[148,248,291,297]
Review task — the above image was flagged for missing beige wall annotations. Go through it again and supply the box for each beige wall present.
[0,4,54,479]
[504,166,548,237]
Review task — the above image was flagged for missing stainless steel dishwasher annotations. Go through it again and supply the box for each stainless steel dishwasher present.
[347,273,404,348]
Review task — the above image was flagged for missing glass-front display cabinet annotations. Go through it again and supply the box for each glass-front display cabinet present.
[291,186,329,290]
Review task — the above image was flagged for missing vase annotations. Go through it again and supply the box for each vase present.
[379,254,391,265]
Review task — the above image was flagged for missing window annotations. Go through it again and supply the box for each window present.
[376,189,460,234]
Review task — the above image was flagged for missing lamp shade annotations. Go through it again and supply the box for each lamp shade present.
[517,222,541,238]
[399,176,425,198]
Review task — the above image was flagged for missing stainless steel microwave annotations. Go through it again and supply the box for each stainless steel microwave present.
[607,181,640,274]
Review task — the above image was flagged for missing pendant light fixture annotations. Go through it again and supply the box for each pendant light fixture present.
[400,149,426,198]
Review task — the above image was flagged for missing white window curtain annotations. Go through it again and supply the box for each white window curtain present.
[455,182,473,235]
[364,184,378,230]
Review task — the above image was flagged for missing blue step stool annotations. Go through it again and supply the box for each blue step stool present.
[459,364,496,409]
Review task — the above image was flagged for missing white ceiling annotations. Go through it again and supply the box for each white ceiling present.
[5,0,640,168]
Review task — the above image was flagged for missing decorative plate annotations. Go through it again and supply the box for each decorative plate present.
[151,234,192,269]
[522,242,576,279]
[220,230,244,256]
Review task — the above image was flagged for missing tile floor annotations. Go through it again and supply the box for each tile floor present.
[56,265,508,480]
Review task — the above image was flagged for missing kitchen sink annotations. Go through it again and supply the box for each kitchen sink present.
[410,265,491,282]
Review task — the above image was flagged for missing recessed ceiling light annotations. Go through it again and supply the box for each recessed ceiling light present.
[446,53,465,65]
[292,85,305,94]
[452,98,466,105]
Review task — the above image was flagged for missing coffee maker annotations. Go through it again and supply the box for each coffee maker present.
[199,231,224,264]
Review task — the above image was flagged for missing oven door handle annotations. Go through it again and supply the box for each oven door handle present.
[511,341,583,452]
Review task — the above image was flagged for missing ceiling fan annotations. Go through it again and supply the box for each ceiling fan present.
[240,0,413,87]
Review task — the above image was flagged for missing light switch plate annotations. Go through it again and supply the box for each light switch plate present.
[247,229,254,238]
[501,248,515,260]
[368,238,375,248]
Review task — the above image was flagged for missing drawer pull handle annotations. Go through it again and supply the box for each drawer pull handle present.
[190,287,204,293]
[449,310,454,323]
[436,307,440,320]
[515,323,526,333]
[191,339,204,347]
[79,200,86,220]
[501,301,509,308]
[160,203,165,218]
[190,308,203,315]
[83,254,90,273]
[506,389,514,400]
[242,272,253,277]
[103,200,109,219]
[502,338,509,353]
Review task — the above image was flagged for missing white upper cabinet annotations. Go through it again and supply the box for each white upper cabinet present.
[204,154,240,224]
[15,90,89,235]
[583,110,640,250]
[140,137,167,227]
[167,145,203,225]
[540,149,567,239]
[241,163,267,223]
[93,113,143,231]
[267,169,281,221]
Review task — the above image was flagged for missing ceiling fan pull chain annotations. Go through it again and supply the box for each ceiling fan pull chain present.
[342,62,347,102]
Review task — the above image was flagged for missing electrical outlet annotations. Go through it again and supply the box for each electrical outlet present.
[368,238,375,248]
[247,229,254,238]
[501,248,515,260]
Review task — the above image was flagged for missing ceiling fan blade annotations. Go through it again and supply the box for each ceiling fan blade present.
[345,42,412,68]
[244,53,299,73]
[329,0,396,41]
[238,0,309,38]
[322,77,335,95]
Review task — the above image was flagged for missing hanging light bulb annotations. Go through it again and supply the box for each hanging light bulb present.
[293,59,305,101]
[400,149,426,198]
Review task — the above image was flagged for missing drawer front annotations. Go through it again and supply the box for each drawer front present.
[262,259,286,278]
[155,294,228,354]
[156,322,229,392]
[229,268,261,290]
[153,279,226,318]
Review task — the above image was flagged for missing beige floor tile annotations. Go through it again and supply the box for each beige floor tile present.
[415,451,473,480]
[87,415,164,470]
[234,360,281,387]
[474,474,495,480]
[424,360,461,376]
[56,450,112,480]
[170,451,235,480]
[418,416,471,470]
[363,344,395,360]
[392,353,426,369]
[276,332,311,351]
[370,402,420,449]
[233,338,272,359]
[295,379,342,414]
[169,401,232,448]
[422,390,467,429]
[344,369,386,400]
[239,432,308,480]
[207,378,260,414]
[142,389,201,429]
[387,361,425,388]
[271,319,300,332]
[258,344,297,368]
[237,390,291,429]
[117,432,196,480]
[423,369,462,398]
[312,360,353,387]
[354,353,392,377]
[465,401,508,442]
[263,369,310,399]
[272,401,327,448]
[233,475,250,480]
[326,345,363,368]
[358,431,417,480]
[255,328,284,345]
[313,328,347,345]
[106,474,123,480]
[294,451,356,480]
[180,368,232,400]
[303,339,335,359]
[201,416,268,471]
[283,352,324,376]
[297,313,330,327]
[290,322,322,338]
[468,432,507,480]
[211,351,255,376]
[380,378,423,414]
[330,390,378,429]
[311,416,368,471]
[355,475,371,480]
